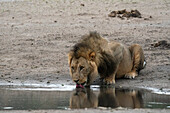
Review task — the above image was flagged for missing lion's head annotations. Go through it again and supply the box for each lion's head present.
[68,49,98,87]
[68,32,107,87]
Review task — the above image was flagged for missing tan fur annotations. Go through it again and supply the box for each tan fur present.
[68,32,146,86]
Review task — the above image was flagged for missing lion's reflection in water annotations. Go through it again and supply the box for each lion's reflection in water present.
[70,88,98,109]
[70,88,143,109]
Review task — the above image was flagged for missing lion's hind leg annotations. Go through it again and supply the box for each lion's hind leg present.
[125,44,146,79]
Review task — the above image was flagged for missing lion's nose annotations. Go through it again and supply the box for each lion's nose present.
[74,80,79,83]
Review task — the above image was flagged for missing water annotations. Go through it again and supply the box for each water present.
[0,85,170,110]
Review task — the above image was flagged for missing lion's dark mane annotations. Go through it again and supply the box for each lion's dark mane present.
[71,32,117,77]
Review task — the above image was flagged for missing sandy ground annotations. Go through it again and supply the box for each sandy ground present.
[0,0,170,112]
[0,109,170,113]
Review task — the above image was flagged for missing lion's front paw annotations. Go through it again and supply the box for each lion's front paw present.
[124,71,138,79]
[104,78,115,85]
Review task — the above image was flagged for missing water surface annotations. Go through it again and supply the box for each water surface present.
[0,85,170,110]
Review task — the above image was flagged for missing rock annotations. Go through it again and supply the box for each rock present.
[108,9,142,19]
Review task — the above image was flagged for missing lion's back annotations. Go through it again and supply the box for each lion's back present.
[109,42,133,78]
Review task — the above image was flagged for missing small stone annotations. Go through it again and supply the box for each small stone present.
[160,87,163,90]
[144,18,149,20]
[108,11,117,17]
[80,4,85,6]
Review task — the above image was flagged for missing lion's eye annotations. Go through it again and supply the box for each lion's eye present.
[71,66,74,71]
[79,66,84,71]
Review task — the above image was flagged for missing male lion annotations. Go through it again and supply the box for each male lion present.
[68,32,146,87]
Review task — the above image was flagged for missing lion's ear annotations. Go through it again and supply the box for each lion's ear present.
[68,51,74,66]
[89,52,95,61]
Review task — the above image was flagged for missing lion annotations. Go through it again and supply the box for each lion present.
[68,32,146,87]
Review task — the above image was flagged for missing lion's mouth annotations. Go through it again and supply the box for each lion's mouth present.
[76,82,86,88]
[76,84,84,88]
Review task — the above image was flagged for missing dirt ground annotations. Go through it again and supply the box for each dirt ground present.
[1,0,170,88]
[0,109,170,113]
[0,0,170,111]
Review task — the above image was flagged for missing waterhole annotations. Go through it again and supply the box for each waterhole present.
[0,84,169,110]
